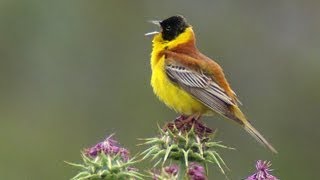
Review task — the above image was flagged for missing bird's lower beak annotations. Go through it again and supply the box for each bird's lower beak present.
[145,20,161,37]
[145,31,159,36]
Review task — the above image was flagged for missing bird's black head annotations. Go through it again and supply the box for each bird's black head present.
[160,15,190,41]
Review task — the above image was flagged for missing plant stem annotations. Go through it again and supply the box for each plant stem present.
[177,159,187,180]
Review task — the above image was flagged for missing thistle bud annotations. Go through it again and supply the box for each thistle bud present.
[141,116,233,177]
[67,135,143,180]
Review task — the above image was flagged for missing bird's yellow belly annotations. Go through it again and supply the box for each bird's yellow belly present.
[151,58,209,115]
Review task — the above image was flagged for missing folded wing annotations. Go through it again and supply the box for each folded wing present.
[165,62,236,117]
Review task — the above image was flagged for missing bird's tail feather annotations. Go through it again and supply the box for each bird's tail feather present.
[229,106,278,154]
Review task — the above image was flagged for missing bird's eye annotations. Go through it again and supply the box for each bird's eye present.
[165,26,171,31]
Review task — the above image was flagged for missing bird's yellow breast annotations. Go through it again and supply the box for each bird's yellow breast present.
[151,54,209,115]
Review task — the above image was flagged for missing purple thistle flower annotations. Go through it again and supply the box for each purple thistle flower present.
[188,162,207,180]
[84,135,129,161]
[246,160,279,180]
[153,163,207,180]
[164,164,179,176]
[152,165,179,180]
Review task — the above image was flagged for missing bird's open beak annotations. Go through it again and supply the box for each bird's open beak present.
[145,20,161,36]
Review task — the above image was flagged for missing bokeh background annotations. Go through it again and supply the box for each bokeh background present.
[1,0,319,179]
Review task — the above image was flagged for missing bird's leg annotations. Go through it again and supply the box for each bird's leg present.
[182,114,196,123]
[164,114,203,131]
[183,113,201,123]
[163,115,186,130]
[194,113,202,121]
[175,114,200,129]
[194,113,205,126]
[171,114,192,129]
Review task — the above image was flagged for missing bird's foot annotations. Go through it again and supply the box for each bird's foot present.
[163,115,214,138]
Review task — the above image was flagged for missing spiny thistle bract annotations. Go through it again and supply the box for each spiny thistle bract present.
[245,160,279,180]
[140,116,234,177]
[66,135,143,180]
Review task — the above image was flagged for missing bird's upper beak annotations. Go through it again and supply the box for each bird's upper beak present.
[145,20,161,36]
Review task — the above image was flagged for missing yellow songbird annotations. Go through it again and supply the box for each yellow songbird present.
[146,15,277,153]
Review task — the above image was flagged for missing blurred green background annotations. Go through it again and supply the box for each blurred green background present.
[1,0,319,179]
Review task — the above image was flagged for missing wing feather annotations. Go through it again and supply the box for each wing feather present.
[166,63,235,117]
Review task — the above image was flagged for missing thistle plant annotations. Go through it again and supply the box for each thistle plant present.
[141,115,234,179]
[67,135,143,180]
[67,118,279,179]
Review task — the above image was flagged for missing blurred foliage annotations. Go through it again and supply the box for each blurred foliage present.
[0,0,319,179]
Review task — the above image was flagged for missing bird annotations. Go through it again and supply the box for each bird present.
[146,15,277,153]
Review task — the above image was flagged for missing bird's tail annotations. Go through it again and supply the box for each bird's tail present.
[229,106,278,154]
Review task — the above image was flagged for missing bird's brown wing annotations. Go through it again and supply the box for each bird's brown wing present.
[165,61,236,117]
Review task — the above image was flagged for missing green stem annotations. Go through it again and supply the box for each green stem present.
[177,159,187,180]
